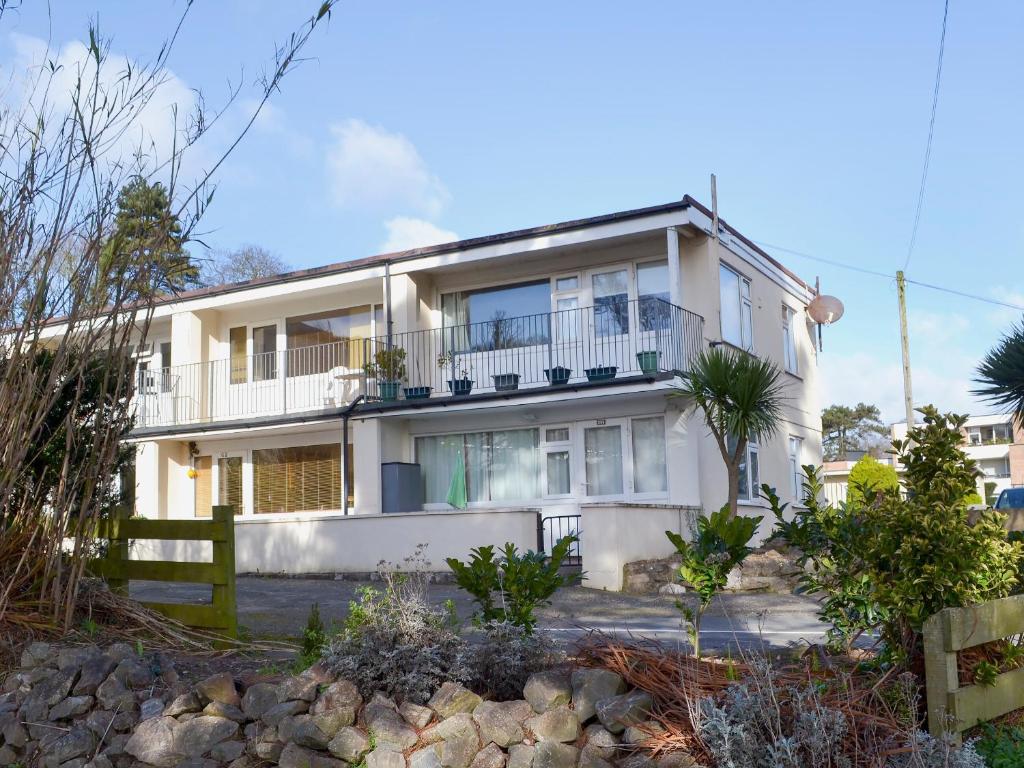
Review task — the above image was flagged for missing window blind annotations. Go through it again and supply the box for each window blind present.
[253,443,341,514]
[194,456,213,518]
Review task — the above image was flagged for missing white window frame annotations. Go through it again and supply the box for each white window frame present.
[629,415,669,499]
[730,432,760,503]
[213,451,246,515]
[788,436,803,503]
[720,263,753,351]
[541,425,573,500]
[782,305,799,374]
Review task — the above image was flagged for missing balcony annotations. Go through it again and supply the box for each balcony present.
[134,299,704,430]
[364,298,703,402]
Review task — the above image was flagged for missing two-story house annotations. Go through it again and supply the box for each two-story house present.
[116,197,822,590]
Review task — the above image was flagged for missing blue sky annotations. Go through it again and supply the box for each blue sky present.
[3,1,1022,422]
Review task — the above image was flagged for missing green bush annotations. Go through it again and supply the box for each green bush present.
[766,472,886,653]
[666,506,761,658]
[296,602,328,670]
[975,724,1024,767]
[771,406,1023,663]
[446,536,578,634]
[845,454,900,505]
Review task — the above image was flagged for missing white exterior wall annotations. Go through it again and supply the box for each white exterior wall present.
[133,509,538,574]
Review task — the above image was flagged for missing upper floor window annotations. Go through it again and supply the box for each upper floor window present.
[720,264,752,350]
[158,341,173,393]
[637,261,671,332]
[442,281,551,352]
[286,306,375,376]
[782,305,798,374]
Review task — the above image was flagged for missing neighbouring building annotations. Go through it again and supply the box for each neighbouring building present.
[58,197,825,589]
[826,413,1024,507]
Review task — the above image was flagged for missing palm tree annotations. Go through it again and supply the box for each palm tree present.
[975,322,1024,426]
[674,346,786,515]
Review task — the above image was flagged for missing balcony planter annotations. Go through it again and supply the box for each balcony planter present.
[636,350,660,376]
[447,378,474,396]
[378,381,401,401]
[492,373,520,392]
[544,366,572,386]
[585,366,618,382]
[403,385,432,400]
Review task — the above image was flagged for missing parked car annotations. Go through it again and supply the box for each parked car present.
[995,487,1024,532]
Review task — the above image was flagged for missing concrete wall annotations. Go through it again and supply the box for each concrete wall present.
[580,503,699,591]
[132,508,539,574]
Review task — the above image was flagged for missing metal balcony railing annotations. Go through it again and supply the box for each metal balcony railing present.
[363,298,704,401]
[133,299,704,429]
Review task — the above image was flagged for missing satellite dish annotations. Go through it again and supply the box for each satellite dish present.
[807,294,844,325]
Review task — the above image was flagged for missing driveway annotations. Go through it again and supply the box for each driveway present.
[131,577,826,654]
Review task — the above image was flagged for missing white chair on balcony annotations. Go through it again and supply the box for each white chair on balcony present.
[325,369,364,407]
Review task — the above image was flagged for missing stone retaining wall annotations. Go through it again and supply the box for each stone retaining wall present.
[0,644,699,768]
[621,547,803,595]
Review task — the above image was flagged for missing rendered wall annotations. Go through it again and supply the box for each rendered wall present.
[580,503,698,591]
[132,508,539,574]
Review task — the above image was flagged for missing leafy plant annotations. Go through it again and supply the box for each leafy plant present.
[974,322,1024,427]
[845,455,900,505]
[673,346,785,515]
[436,350,471,380]
[972,660,998,688]
[446,536,579,634]
[363,347,407,382]
[766,470,887,653]
[665,506,761,658]
[975,723,1024,768]
[469,621,556,700]
[80,617,99,638]
[297,602,328,671]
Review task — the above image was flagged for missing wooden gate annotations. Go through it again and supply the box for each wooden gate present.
[92,505,237,638]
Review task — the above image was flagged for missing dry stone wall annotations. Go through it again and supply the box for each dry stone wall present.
[0,643,700,768]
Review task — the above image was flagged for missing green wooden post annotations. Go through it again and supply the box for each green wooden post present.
[211,505,237,638]
[103,505,131,596]
[923,610,960,743]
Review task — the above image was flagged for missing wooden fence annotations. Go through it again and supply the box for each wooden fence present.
[92,505,237,638]
[923,593,1024,742]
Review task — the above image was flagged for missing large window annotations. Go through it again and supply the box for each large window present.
[782,305,798,374]
[720,264,753,350]
[416,429,540,504]
[253,443,341,513]
[218,457,243,514]
[584,425,623,496]
[441,281,550,352]
[286,306,374,376]
[592,269,630,337]
[252,325,278,382]
[637,261,671,332]
[632,416,667,494]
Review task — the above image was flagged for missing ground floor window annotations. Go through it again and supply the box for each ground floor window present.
[729,433,760,502]
[788,436,803,500]
[416,415,668,505]
[253,443,341,513]
[416,429,541,504]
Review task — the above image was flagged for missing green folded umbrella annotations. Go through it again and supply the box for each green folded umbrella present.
[446,451,467,509]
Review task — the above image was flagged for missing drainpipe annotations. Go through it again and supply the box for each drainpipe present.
[341,394,366,515]
[384,261,394,351]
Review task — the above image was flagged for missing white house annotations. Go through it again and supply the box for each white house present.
[112,197,822,589]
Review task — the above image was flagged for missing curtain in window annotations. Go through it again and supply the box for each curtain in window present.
[547,451,570,495]
[441,292,470,353]
[585,425,623,496]
[632,417,667,493]
[417,429,540,503]
[489,429,540,501]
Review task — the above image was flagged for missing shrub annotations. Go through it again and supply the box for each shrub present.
[446,536,579,634]
[771,407,1023,663]
[666,506,761,658]
[974,724,1024,768]
[846,454,900,505]
[325,551,472,704]
[469,621,557,701]
[296,602,328,671]
[766,470,886,653]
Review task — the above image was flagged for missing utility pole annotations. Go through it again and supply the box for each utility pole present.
[896,270,914,428]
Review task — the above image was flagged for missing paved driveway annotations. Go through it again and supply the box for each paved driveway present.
[131,577,826,654]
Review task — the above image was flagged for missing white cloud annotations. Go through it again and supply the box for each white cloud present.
[6,33,198,172]
[380,217,458,252]
[326,119,449,216]
[908,309,969,348]
[819,349,981,424]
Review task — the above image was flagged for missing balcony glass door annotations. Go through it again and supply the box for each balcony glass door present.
[589,268,632,376]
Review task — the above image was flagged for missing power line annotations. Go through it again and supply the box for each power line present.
[753,239,1024,313]
[902,0,951,273]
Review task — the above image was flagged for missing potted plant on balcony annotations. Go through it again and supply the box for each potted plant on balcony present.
[363,347,407,402]
[544,366,572,386]
[584,365,618,382]
[492,372,520,392]
[636,350,660,376]
[403,355,432,400]
[437,351,474,396]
